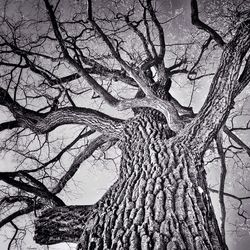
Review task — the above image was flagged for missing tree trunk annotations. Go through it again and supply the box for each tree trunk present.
[78,112,223,249]
[35,111,224,249]
[35,19,250,250]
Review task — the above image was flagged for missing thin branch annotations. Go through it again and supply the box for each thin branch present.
[44,0,120,106]
[223,125,250,157]
[188,36,212,80]
[0,206,33,228]
[124,14,153,61]
[146,0,166,61]
[209,188,250,202]
[8,221,18,250]
[52,134,111,194]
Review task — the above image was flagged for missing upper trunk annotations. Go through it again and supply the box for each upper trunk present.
[75,112,223,250]
[35,111,224,249]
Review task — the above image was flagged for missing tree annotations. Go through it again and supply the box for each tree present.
[0,0,250,249]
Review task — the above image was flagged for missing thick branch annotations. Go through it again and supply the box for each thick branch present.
[180,19,250,153]
[0,121,20,132]
[32,107,124,136]
[233,55,250,97]
[117,96,186,131]
[0,87,124,137]
[34,205,93,245]
[216,132,227,244]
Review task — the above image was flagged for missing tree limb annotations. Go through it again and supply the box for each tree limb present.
[191,0,225,48]
[8,221,18,250]
[34,205,93,245]
[0,87,124,137]
[209,188,250,202]
[0,120,20,132]
[233,54,250,98]
[0,172,65,206]
[180,19,250,153]
[223,125,250,157]
[216,132,227,244]
[145,0,165,61]
[52,134,111,194]
[0,207,33,229]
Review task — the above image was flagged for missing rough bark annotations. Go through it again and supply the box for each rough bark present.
[35,111,223,249]
[33,10,250,250]
[34,206,93,244]
[75,112,223,249]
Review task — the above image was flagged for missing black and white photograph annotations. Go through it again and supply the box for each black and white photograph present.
[0,0,250,249]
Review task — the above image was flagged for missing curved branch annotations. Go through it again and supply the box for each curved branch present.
[0,173,65,206]
[0,87,124,137]
[32,107,124,137]
[0,206,33,228]
[191,0,225,48]
[8,221,18,250]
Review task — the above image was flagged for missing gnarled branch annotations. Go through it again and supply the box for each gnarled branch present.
[191,0,225,48]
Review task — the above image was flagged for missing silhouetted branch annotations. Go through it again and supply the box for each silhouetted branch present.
[8,221,18,250]
[191,0,225,48]
[0,172,65,206]
[0,121,19,132]
[0,206,33,229]
[223,125,250,157]
[52,134,111,194]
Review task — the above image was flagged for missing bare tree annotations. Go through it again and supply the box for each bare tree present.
[0,0,250,249]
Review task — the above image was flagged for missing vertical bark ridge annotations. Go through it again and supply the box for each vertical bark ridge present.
[77,112,224,250]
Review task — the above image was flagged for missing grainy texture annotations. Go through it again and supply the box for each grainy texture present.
[76,112,223,249]
[32,8,250,250]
